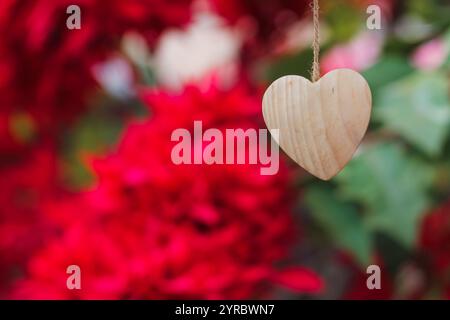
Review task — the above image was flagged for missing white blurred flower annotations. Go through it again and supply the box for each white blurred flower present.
[153,13,242,90]
[92,57,135,99]
[394,15,435,43]
[122,32,151,68]
[274,21,330,55]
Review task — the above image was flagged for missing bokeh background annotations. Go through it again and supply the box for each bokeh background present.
[1,0,450,299]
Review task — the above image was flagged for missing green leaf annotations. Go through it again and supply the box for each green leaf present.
[362,56,414,95]
[324,2,362,44]
[9,111,36,144]
[443,28,450,68]
[304,186,372,266]
[265,49,315,83]
[62,100,127,190]
[336,143,434,247]
[374,72,450,156]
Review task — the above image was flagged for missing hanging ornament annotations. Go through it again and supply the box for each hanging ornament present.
[262,0,372,181]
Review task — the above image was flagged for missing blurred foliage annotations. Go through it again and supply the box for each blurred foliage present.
[305,186,372,266]
[362,56,414,96]
[336,143,434,247]
[266,49,318,82]
[375,72,450,156]
[9,111,37,145]
[284,0,450,274]
[62,94,148,190]
[407,0,450,27]
[323,1,362,44]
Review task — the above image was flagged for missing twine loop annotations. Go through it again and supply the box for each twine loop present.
[311,0,320,82]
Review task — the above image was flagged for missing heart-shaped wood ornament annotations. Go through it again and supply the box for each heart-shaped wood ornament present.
[262,69,372,180]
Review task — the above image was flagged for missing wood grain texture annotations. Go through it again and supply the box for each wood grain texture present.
[262,69,372,180]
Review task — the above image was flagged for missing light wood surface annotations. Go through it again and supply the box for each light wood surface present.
[262,69,372,180]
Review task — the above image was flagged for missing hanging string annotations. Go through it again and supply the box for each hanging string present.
[311,0,320,82]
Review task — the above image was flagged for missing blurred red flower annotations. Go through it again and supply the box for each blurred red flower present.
[0,0,193,146]
[11,81,322,299]
[208,0,309,56]
[420,200,450,298]
[421,201,450,273]
[0,144,60,296]
[343,262,393,300]
[0,0,194,297]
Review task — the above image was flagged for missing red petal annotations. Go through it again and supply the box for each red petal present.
[271,267,324,293]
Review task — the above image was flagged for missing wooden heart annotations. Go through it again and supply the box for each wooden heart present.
[262,69,372,180]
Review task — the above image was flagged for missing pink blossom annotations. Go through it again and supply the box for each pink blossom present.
[411,38,448,71]
[321,32,384,74]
